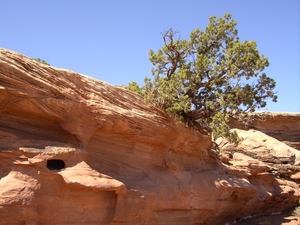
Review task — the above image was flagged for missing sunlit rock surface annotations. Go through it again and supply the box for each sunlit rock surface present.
[0,48,299,225]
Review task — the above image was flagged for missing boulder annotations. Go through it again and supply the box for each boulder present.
[220,129,300,165]
[218,129,300,181]
[230,112,300,150]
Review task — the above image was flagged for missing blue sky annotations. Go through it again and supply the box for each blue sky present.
[1,1,299,112]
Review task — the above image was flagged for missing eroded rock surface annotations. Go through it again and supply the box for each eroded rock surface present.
[218,129,300,224]
[0,48,299,225]
[230,112,300,150]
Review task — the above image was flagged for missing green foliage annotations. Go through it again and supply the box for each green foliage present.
[33,58,50,66]
[128,82,144,96]
[130,14,277,143]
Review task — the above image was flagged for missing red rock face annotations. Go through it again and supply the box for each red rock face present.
[230,112,300,151]
[0,48,299,225]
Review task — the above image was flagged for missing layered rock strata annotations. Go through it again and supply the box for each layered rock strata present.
[230,112,300,150]
[0,48,299,225]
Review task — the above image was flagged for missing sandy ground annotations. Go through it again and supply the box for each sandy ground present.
[234,206,300,225]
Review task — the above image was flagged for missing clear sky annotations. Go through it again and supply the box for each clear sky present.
[1,1,299,112]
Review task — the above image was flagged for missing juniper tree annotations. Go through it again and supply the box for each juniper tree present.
[128,14,277,142]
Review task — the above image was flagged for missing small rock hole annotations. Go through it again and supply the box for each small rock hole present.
[46,159,66,170]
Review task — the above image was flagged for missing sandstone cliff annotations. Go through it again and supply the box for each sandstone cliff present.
[0,48,299,225]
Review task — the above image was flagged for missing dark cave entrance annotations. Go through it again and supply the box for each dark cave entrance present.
[46,159,66,170]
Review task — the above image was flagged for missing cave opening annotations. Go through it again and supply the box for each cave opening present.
[46,159,66,170]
